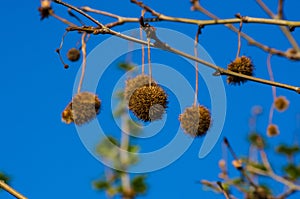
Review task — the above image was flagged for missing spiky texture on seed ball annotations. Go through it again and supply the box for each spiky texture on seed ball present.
[62,92,101,125]
[267,124,280,137]
[124,75,156,101]
[179,105,211,137]
[128,84,168,122]
[274,96,289,112]
[227,56,254,85]
[67,48,81,62]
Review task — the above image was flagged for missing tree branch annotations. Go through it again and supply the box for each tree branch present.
[0,180,28,199]
[191,0,300,60]
[53,0,300,94]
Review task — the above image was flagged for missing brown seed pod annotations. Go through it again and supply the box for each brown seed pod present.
[67,48,81,62]
[124,75,156,102]
[62,92,101,125]
[179,105,211,137]
[267,124,280,137]
[227,56,254,85]
[128,84,168,122]
[274,96,289,112]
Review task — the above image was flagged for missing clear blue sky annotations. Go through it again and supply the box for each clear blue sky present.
[1,0,300,198]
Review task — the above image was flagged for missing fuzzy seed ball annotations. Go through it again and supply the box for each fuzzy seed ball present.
[179,105,211,137]
[227,56,254,85]
[62,92,101,125]
[267,124,280,137]
[67,48,81,62]
[274,96,289,112]
[124,75,156,101]
[128,84,168,122]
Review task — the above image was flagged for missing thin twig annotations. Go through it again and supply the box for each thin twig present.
[259,149,300,190]
[52,0,106,28]
[277,188,296,199]
[0,181,28,199]
[255,0,300,51]
[50,12,77,27]
[278,0,284,19]
[217,181,231,199]
[191,1,300,60]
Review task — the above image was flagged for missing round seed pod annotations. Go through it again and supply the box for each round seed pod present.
[227,56,254,85]
[274,96,289,112]
[267,124,280,137]
[179,105,211,137]
[62,92,101,125]
[67,48,81,62]
[128,84,168,122]
[124,75,156,102]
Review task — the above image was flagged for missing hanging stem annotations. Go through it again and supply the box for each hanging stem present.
[147,38,152,85]
[267,54,276,124]
[140,28,145,74]
[77,32,87,93]
[193,26,201,106]
[236,20,243,59]
[140,10,146,75]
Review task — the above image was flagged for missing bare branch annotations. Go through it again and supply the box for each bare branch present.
[0,180,28,199]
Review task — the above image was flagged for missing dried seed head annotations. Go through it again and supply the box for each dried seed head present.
[227,56,254,85]
[38,0,52,20]
[124,75,156,101]
[267,124,280,137]
[62,92,101,125]
[218,159,226,170]
[179,105,211,137]
[67,48,81,62]
[274,96,289,112]
[232,159,243,170]
[128,84,168,122]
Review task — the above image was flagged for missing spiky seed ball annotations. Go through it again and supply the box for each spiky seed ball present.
[62,92,101,125]
[128,84,168,122]
[274,96,289,112]
[179,105,211,137]
[124,75,156,101]
[267,124,280,137]
[227,56,254,85]
[67,48,81,62]
[62,102,73,124]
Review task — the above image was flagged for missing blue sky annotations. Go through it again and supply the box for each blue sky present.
[1,0,300,198]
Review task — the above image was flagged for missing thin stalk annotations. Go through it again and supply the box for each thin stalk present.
[77,32,87,93]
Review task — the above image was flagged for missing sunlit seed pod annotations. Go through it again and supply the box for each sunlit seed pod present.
[232,159,243,170]
[41,0,51,8]
[274,96,289,112]
[67,48,81,62]
[128,84,168,122]
[179,105,211,137]
[227,56,254,85]
[124,74,156,102]
[218,159,226,170]
[267,124,280,137]
[62,92,101,125]
[61,102,73,124]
